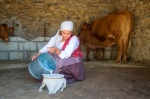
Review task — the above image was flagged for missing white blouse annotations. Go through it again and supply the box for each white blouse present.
[39,35,79,59]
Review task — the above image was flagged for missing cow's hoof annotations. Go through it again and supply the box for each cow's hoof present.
[114,59,121,63]
[122,60,127,63]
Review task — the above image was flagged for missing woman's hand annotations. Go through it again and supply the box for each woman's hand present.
[48,47,57,53]
[32,55,38,61]
[48,47,61,55]
[32,52,42,61]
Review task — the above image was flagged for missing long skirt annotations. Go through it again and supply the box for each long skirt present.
[50,53,85,84]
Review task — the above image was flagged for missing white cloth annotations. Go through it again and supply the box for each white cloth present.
[39,77,66,94]
[60,21,73,31]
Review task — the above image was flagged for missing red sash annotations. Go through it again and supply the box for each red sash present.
[62,35,83,58]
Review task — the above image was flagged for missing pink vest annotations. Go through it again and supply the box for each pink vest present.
[62,35,83,58]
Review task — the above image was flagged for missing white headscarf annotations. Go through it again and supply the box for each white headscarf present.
[54,21,74,46]
[60,21,73,31]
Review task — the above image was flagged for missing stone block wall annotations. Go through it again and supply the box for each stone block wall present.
[0,37,50,60]
[0,0,150,62]
[0,37,113,60]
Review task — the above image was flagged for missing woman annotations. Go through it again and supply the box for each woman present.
[32,21,84,84]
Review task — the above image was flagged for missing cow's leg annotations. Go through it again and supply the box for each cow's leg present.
[93,49,97,60]
[110,45,117,60]
[122,44,127,63]
[101,48,105,60]
[115,39,123,62]
[86,47,90,61]
[122,37,129,63]
[97,48,100,60]
[93,48,100,61]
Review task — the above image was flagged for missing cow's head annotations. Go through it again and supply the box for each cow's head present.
[0,24,10,42]
[81,22,93,30]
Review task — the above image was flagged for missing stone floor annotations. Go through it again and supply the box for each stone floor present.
[0,60,150,99]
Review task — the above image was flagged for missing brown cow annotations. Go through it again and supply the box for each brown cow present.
[91,10,133,62]
[81,22,93,30]
[0,23,14,42]
[0,24,9,41]
[81,22,105,61]
[78,29,115,61]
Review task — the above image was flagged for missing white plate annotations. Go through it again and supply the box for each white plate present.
[42,74,64,79]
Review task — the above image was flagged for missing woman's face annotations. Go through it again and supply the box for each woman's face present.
[61,30,72,40]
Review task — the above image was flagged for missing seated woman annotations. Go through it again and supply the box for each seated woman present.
[32,21,85,84]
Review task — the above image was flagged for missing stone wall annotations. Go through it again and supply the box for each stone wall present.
[0,37,49,60]
[0,37,112,60]
[0,0,150,62]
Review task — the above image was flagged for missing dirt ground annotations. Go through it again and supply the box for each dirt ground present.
[0,60,150,99]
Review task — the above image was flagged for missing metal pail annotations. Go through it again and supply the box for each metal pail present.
[28,53,56,79]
